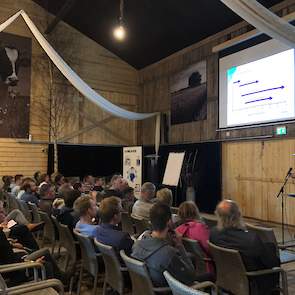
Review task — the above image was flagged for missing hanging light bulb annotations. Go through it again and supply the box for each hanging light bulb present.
[113,0,126,41]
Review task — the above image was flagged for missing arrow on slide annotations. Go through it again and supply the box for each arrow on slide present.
[245,97,272,104]
[239,80,259,87]
[242,85,285,97]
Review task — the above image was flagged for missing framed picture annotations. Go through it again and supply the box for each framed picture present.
[170,60,207,125]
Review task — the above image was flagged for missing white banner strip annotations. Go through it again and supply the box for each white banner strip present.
[220,0,295,48]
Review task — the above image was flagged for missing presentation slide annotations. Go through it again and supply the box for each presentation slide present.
[219,40,295,128]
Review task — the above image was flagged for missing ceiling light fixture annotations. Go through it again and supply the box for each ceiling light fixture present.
[113,0,126,41]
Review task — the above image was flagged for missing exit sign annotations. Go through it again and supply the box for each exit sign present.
[276,126,287,135]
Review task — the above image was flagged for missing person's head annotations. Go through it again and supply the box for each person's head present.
[39,173,50,184]
[119,178,129,192]
[141,182,156,202]
[74,195,98,220]
[83,175,94,185]
[14,174,23,185]
[122,186,134,201]
[99,196,122,225]
[178,201,201,222]
[64,189,81,208]
[54,174,65,186]
[33,171,41,183]
[150,203,172,233]
[215,199,244,230]
[21,178,37,193]
[52,198,65,209]
[110,174,123,191]
[58,183,73,198]
[39,183,54,199]
[73,182,83,192]
[156,188,173,207]
[94,177,103,187]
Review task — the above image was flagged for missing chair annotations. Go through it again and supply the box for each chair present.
[28,202,41,223]
[52,216,79,294]
[121,212,135,236]
[200,215,217,229]
[208,241,288,295]
[182,238,208,275]
[163,271,216,295]
[74,230,102,295]
[120,250,170,295]
[6,193,20,212]
[38,211,56,252]
[17,199,32,223]
[246,223,295,265]
[94,239,127,295]
[131,214,150,235]
[0,261,64,294]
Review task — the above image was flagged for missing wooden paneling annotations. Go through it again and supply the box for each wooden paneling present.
[138,1,295,145]
[222,139,295,225]
[0,0,140,178]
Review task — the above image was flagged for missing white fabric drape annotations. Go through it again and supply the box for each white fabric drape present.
[0,10,161,153]
[220,0,295,48]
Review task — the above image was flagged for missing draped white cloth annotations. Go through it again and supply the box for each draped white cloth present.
[0,10,161,152]
[220,0,295,48]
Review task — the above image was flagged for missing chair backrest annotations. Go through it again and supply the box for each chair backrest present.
[73,230,98,277]
[131,214,150,235]
[163,271,209,295]
[17,199,32,222]
[121,212,135,235]
[5,193,20,212]
[38,211,56,245]
[200,215,217,229]
[246,223,277,245]
[28,202,41,223]
[94,239,124,293]
[182,238,207,275]
[208,242,249,295]
[120,250,155,295]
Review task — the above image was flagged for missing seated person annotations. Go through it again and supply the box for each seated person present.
[0,228,66,286]
[132,203,204,287]
[96,196,133,255]
[103,174,123,198]
[38,183,55,214]
[210,199,280,295]
[132,182,155,220]
[93,177,104,192]
[57,189,80,232]
[176,201,213,273]
[11,174,23,197]
[74,195,98,237]
[51,198,65,216]
[38,173,51,188]
[20,180,39,205]
[0,201,44,233]
[121,186,135,214]
[156,187,178,223]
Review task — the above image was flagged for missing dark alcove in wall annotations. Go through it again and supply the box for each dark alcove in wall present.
[48,142,221,213]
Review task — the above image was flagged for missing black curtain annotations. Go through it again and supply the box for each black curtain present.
[48,142,221,213]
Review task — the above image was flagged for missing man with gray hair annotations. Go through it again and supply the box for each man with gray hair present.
[132,182,156,220]
[210,199,280,295]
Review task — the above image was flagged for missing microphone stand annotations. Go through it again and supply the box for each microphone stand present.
[276,168,292,245]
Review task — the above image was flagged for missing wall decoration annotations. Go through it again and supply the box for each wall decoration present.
[123,146,142,198]
[170,60,207,125]
[0,32,31,138]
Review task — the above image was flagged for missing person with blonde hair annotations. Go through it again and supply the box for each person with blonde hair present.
[156,188,172,207]
[210,199,280,295]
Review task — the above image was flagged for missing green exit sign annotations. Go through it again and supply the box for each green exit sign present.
[276,126,287,135]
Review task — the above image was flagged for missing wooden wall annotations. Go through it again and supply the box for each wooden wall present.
[222,138,295,225]
[0,0,139,178]
[138,0,295,145]
[137,0,295,224]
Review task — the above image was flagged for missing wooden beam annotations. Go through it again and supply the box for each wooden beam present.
[45,0,77,34]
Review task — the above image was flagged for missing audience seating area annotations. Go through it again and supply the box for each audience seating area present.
[0,174,295,295]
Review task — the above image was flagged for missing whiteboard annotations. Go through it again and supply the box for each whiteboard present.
[162,152,185,186]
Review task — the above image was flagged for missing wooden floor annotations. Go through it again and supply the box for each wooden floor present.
[74,217,295,294]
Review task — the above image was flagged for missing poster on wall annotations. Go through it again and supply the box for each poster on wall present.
[170,60,207,125]
[0,32,31,138]
[123,146,142,198]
